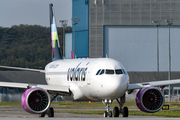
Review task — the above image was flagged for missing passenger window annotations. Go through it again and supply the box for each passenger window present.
[105,69,114,74]
[115,69,123,74]
[96,69,101,75]
[99,69,104,75]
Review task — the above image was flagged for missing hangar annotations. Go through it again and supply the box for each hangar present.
[68,0,180,71]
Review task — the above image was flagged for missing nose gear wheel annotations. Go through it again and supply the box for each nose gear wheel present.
[102,99,113,117]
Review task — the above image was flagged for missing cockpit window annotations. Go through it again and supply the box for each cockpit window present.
[115,69,123,74]
[99,69,104,75]
[122,69,127,75]
[96,69,126,75]
[96,69,101,75]
[105,69,114,74]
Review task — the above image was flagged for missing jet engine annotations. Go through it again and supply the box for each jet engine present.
[136,86,164,113]
[21,87,51,114]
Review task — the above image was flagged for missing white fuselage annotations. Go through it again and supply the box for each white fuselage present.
[45,58,129,101]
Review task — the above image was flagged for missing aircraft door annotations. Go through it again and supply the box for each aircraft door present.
[86,62,97,85]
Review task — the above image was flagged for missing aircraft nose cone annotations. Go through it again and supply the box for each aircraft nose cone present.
[108,76,129,98]
[94,74,129,99]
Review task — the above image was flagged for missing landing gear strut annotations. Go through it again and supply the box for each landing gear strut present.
[47,107,54,117]
[39,94,58,117]
[102,99,113,117]
[39,107,54,117]
[114,94,129,117]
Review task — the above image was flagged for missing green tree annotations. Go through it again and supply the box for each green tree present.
[0,25,72,69]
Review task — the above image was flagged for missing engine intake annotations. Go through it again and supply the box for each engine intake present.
[136,86,164,113]
[21,87,51,114]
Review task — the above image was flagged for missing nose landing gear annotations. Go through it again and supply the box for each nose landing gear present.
[102,99,113,117]
[103,94,129,118]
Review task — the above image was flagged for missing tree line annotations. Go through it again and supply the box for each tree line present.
[0,24,72,69]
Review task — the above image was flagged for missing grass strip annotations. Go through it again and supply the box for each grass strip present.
[51,101,180,109]
[51,101,137,108]
[1,101,179,109]
[56,110,104,115]
[0,102,21,107]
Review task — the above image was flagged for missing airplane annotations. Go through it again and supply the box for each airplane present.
[0,3,180,118]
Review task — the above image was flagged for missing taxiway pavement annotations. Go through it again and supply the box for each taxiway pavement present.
[0,107,179,120]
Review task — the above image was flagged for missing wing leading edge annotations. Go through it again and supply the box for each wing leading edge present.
[0,65,45,73]
[0,81,70,96]
[128,79,180,90]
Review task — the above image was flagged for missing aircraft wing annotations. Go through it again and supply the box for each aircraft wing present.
[0,65,45,73]
[0,66,70,95]
[36,84,70,95]
[128,79,180,90]
[0,82,70,95]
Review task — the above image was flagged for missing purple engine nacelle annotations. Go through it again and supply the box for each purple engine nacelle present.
[21,87,51,114]
[136,86,164,113]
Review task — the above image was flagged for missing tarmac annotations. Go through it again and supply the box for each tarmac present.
[0,107,179,120]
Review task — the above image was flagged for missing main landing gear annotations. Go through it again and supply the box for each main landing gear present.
[103,94,129,118]
[39,107,54,117]
[39,94,58,117]
[114,94,128,117]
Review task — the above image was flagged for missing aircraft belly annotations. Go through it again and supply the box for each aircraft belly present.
[80,83,99,101]
[64,82,100,101]
[67,83,89,101]
[62,94,89,101]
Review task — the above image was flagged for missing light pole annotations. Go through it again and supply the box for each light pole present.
[165,19,173,102]
[152,20,160,72]
[59,20,68,59]
[72,18,80,58]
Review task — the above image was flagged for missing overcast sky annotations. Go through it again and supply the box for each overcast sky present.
[0,0,72,27]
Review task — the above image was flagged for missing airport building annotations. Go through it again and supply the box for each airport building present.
[65,0,180,72]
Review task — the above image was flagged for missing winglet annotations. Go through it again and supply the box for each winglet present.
[49,4,62,61]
